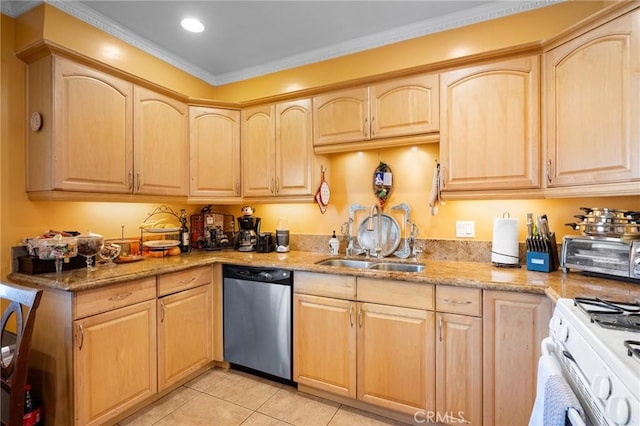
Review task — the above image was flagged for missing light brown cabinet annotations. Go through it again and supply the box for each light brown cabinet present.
[293,293,356,398]
[26,55,188,198]
[134,87,189,196]
[158,284,213,390]
[440,55,541,195]
[435,286,483,425]
[543,9,640,196]
[73,278,158,426]
[482,290,551,426]
[294,273,435,417]
[189,106,241,200]
[242,99,321,199]
[313,74,439,150]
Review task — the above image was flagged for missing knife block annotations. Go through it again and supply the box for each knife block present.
[526,232,559,273]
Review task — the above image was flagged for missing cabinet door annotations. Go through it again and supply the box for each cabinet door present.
[483,290,551,426]
[370,74,439,139]
[440,56,540,192]
[47,57,133,193]
[242,105,276,197]
[357,302,435,415]
[313,87,369,145]
[158,284,213,390]
[189,107,241,199]
[545,11,640,189]
[275,99,314,196]
[293,294,356,398]
[74,299,157,426]
[436,313,482,425]
[134,86,189,196]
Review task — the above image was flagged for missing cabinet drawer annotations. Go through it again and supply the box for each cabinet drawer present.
[158,266,212,296]
[74,277,157,319]
[357,278,433,310]
[294,272,356,300]
[436,286,481,317]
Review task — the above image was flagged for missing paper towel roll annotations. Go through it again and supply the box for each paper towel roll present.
[491,217,520,265]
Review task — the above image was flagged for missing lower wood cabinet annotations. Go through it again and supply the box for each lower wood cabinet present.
[74,299,157,426]
[293,274,435,418]
[482,290,551,426]
[158,284,213,390]
[293,294,356,398]
[23,267,215,426]
[435,312,482,425]
[357,302,434,415]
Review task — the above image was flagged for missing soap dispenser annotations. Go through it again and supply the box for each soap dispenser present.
[329,230,340,255]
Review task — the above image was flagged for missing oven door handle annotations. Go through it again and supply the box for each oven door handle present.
[541,336,555,356]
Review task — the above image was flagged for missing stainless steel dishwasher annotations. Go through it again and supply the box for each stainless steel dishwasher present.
[223,265,293,381]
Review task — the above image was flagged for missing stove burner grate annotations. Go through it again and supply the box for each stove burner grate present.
[624,340,640,359]
[574,297,640,332]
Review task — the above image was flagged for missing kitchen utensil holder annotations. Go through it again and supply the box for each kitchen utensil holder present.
[526,232,559,272]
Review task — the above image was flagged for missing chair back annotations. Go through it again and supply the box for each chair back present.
[0,282,43,426]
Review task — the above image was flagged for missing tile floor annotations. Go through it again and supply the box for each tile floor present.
[119,367,408,426]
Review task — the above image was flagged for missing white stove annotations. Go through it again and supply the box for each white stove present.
[549,298,640,425]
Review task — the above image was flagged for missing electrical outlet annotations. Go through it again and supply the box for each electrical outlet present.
[456,221,475,238]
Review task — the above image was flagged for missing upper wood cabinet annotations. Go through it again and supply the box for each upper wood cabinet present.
[313,74,439,150]
[27,56,134,194]
[26,55,188,198]
[544,9,640,196]
[440,55,541,194]
[134,87,189,196]
[189,106,241,200]
[242,99,322,200]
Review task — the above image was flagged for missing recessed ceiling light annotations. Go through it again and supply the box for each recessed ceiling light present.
[181,18,204,33]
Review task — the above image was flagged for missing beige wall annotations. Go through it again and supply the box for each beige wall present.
[1,3,638,280]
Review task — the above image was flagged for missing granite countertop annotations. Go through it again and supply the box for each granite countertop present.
[7,250,640,303]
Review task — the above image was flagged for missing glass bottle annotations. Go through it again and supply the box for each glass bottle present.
[180,209,190,253]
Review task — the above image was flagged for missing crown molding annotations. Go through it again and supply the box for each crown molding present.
[8,0,561,86]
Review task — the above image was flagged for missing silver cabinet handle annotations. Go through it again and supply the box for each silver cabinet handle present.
[439,316,443,342]
[270,178,275,194]
[547,159,553,184]
[443,298,472,305]
[78,324,84,350]
[136,172,141,191]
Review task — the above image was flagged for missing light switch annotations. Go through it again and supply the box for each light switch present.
[456,221,475,238]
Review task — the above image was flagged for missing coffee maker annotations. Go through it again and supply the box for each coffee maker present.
[236,206,261,252]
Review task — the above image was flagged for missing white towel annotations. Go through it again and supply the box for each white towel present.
[543,375,585,426]
[530,351,562,426]
[429,162,444,215]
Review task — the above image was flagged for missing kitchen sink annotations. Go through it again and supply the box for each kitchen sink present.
[368,262,425,273]
[315,258,425,273]
[315,259,375,269]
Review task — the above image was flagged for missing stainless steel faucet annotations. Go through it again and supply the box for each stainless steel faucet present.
[367,204,383,259]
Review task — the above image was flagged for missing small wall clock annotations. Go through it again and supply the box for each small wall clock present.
[30,112,42,132]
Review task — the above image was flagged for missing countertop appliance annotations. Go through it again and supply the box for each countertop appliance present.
[236,207,261,252]
[544,297,640,425]
[223,265,293,381]
[561,236,640,281]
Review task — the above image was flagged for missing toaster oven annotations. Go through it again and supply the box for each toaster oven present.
[561,235,640,280]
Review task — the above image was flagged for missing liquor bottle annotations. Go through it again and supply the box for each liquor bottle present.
[179,209,190,253]
[23,384,42,425]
